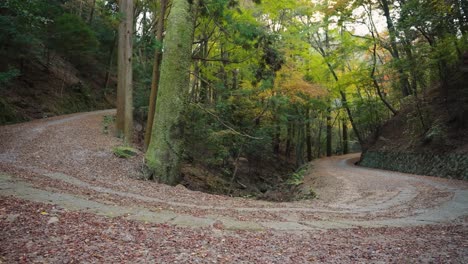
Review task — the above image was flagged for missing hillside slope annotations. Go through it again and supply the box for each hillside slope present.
[0,52,114,125]
[0,0,116,125]
[359,59,468,179]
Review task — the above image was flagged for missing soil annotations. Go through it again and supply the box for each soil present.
[0,110,467,262]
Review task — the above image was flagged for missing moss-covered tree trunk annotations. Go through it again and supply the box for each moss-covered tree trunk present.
[145,0,198,185]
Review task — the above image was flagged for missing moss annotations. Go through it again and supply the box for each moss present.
[113,146,138,159]
[145,0,197,185]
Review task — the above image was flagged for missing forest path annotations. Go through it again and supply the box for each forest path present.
[1,110,467,262]
[1,110,467,231]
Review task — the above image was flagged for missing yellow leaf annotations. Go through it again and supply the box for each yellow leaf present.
[40,211,48,215]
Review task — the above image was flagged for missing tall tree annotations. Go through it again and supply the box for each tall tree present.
[116,0,134,142]
[88,0,97,24]
[342,118,348,154]
[145,0,199,185]
[326,109,332,156]
[144,0,168,149]
[378,0,411,97]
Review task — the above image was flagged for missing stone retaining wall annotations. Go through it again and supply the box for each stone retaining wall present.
[359,151,468,180]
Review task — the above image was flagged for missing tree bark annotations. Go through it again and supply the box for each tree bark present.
[342,119,348,154]
[326,109,332,157]
[273,104,280,154]
[116,0,134,142]
[340,90,364,146]
[306,109,312,161]
[295,123,305,167]
[145,0,199,185]
[88,0,97,24]
[317,114,324,157]
[285,122,292,158]
[144,0,167,149]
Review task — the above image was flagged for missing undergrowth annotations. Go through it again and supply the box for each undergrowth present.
[113,146,138,158]
[102,115,115,134]
[286,165,308,186]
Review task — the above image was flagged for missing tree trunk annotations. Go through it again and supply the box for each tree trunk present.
[104,32,117,90]
[379,0,411,97]
[317,115,323,157]
[459,0,468,35]
[295,123,305,167]
[340,91,363,146]
[342,119,348,154]
[273,105,280,154]
[144,0,167,149]
[369,28,398,115]
[285,122,292,158]
[88,0,97,24]
[145,0,199,185]
[78,0,83,17]
[116,0,134,142]
[322,59,363,148]
[273,124,280,154]
[306,108,312,161]
[232,69,239,90]
[198,36,210,103]
[326,109,332,157]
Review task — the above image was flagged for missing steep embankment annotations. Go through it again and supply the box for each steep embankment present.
[360,60,468,180]
[0,52,113,125]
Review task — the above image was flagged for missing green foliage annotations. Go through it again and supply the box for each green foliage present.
[102,115,115,135]
[0,0,116,70]
[113,146,138,158]
[206,130,241,170]
[0,97,23,125]
[424,120,448,145]
[286,165,307,186]
[49,14,99,63]
[0,0,54,59]
[243,127,274,162]
[0,68,20,87]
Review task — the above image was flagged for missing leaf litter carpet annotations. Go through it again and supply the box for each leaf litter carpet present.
[0,110,467,263]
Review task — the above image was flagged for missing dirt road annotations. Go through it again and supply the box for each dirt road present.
[1,110,467,262]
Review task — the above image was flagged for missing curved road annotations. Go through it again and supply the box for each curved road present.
[0,110,467,231]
